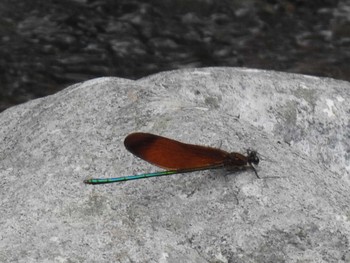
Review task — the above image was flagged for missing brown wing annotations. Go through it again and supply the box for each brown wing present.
[124,132,229,169]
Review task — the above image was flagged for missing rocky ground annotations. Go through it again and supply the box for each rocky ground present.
[0,0,349,112]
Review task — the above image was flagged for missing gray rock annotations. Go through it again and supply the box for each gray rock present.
[0,68,349,263]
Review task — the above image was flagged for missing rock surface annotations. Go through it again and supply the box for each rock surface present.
[0,68,349,262]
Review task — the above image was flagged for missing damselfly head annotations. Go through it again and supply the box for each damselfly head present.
[247,150,259,165]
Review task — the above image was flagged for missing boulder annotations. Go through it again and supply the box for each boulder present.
[0,68,349,262]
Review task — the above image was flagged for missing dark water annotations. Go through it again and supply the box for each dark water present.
[0,0,349,112]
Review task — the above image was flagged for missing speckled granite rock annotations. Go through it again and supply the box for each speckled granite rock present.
[0,68,349,262]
